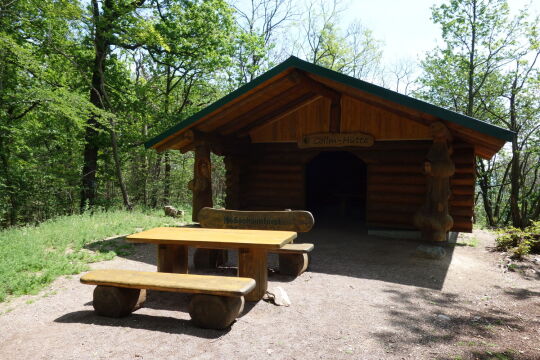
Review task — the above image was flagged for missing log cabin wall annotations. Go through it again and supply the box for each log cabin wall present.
[224,141,475,232]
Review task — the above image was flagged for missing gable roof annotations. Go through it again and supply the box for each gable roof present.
[145,56,514,157]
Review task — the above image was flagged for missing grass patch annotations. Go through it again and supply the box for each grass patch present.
[0,209,186,302]
[455,236,479,247]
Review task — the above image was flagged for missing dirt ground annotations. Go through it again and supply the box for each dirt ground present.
[0,224,539,360]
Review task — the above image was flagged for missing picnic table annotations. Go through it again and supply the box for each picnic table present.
[126,227,297,301]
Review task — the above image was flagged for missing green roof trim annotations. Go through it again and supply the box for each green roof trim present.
[145,56,515,148]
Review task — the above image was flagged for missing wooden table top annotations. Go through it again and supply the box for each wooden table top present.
[126,227,297,249]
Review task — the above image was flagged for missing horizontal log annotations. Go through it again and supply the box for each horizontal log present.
[450,174,475,186]
[454,165,474,174]
[450,185,474,196]
[451,221,473,232]
[449,207,474,217]
[450,195,474,207]
[247,164,303,172]
[368,183,425,194]
[244,192,304,200]
[244,184,304,192]
[369,164,423,174]
[242,197,304,207]
[369,175,426,186]
[244,173,304,182]
[368,202,420,213]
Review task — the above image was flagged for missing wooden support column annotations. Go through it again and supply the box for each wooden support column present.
[157,244,189,273]
[189,141,213,222]
[238,247,268,302]
[414,122,456,242]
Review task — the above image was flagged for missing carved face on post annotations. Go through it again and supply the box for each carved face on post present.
[198,159,211,179]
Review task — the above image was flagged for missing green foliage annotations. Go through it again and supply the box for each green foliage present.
[0,209,178,302]
[495,221,540,258]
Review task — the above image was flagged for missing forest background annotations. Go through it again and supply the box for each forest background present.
[1,0,539,230]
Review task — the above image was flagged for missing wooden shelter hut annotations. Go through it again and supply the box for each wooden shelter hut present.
[146,57,513,242]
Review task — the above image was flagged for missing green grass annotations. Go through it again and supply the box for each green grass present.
[0,208,188,302]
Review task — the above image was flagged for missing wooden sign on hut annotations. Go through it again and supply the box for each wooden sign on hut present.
[145,57,513,242]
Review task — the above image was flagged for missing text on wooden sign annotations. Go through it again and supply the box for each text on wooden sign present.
[299,132,374,148]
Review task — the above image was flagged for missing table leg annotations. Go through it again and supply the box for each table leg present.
[238,247,267,302]
[157,244,188,273]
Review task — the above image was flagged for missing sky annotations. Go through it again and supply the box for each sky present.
[341,0,540,65]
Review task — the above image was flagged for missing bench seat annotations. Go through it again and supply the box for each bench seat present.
[81,269,255,329]
[270,243,314,254]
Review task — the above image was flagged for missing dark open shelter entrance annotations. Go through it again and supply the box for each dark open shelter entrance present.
[306,151,367,223]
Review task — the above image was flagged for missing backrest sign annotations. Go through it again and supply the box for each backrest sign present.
[298,132,374,148]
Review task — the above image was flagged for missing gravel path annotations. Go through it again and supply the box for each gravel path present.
[0,227,538,360]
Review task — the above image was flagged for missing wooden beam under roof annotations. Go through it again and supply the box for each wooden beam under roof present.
[237,93,322,137]
[215,83,311,135]
[196,71,303,132]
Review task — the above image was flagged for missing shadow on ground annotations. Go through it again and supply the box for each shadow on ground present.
[57,289,257,337]
[86,221,455,290]
[370,286,533,358]
[54,310,229,338]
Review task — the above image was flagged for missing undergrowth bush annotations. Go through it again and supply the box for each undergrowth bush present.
[495,221,540,259]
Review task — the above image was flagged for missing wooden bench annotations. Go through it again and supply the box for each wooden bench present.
[197,207,315,276]
[80,269,255,329]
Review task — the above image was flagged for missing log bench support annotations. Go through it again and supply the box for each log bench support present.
[270,243,314,277]
[81,270,255,330]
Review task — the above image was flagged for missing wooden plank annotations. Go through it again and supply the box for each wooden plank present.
[451,174,475,186]
[155,129,195,152]
[198,207,314,232]
[368,202,420,213]
[369,175,426,185]
[80,269,256,297]
[451,186,474,195]
[197,72,300,132]
[271,243,314,253]
[367,193,423,204]
[237,93,322,137]
[450,207,474,217]
[126,227,296,249]
[369,183,425,194]
[450,195,474,207]
[369,164,423,174]
[329,95,341,132]
[340,95,431,140]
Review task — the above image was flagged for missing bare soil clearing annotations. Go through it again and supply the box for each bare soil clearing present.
[0,226,538,360]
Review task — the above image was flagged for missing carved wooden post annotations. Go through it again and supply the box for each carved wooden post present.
[189,141,213,222]
[414,122,455,242]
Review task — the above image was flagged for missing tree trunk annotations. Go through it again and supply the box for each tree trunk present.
[476,160,495,227]
[81,0,109,211]
[163,151,171,204]
[109,120,132,210]
[150,153,162,208]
